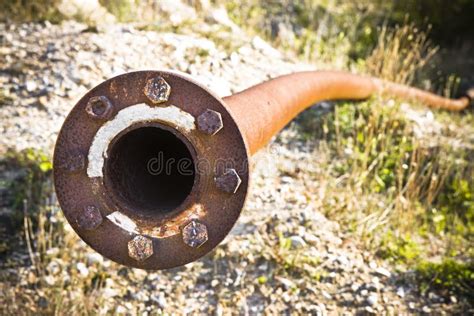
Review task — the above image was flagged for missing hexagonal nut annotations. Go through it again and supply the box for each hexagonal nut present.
[128,235,154,261]
[197,109,223,135]
[85,96,114,120]
[215,169,242,193]
[182,220,208,248]
[76,205,103,230]
[144,76,171,104]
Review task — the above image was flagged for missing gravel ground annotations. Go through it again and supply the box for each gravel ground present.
[0,21,466,315]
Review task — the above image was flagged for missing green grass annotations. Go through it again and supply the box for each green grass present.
[415,259,474,297]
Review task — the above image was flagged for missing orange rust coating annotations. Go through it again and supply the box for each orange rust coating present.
[223,71,470,154]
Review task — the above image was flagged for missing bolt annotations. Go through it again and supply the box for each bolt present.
[215,169,242,193]
[128,235,153,261]
[76,205,103,230]
[182,220,208,248]
[85,96,114,120]
[197,109,223,135]
[58,150,85,172]
[144,76,171,104]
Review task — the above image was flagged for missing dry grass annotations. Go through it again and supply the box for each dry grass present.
[365,23,438,85]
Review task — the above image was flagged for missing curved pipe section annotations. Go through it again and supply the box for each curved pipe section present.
[223,71,471,154]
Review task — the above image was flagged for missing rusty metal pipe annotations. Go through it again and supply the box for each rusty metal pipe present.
[53,70,471,270]
[223,71,471,154]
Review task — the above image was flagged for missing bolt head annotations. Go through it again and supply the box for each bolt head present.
[144,76,171,104]
[77,205,103,230]
[85,96,114,120]
[128,235,154,261]
[215,169,242,193]
[197,109,223,135]
[182,220,208,248]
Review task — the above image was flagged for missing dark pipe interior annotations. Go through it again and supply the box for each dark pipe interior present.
[105,126,195,214]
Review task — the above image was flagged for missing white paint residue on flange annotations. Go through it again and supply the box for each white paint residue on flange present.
[106,211,138,234]
[87,103,195,178]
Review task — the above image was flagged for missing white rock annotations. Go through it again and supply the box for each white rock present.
[366,294,378,306]
[76,262,89,277]
[289,235,307,249]
[46,261,61,276]
[422,306,431,313]
[375,267,391,278]
[86,252,104,265]
[321,290,332,300]
[336,255,350,266]
[25,80,37,92]
[396,287,405,298]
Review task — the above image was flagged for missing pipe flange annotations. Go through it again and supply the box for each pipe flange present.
[54,71,250,269]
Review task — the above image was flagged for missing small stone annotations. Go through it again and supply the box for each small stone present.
[369,261,378,269]
[38,297,48,308]
[428,292,440,302]
[366,294,378,306]
[275,276,295,289]
[422,306,431,313]
[450,295,457,304]
[396,287,405,298]
[27,271,37,284]
[364,306,376,314]
[86,252,104,265]
[348,285,358,294]
[46,261,61,275]
[321,290,332,300]
[25,80,37,92]
[76,262,89,277]
[374,267,391,278]
[289,235,306,249]
[336,255,349,266]
[150,293,167,308]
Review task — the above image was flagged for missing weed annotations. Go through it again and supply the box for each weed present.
[1,149,52,227]
[415,259,473,297]
[377,231,421,264]
[0,0,64,23]
[365,23,438,85]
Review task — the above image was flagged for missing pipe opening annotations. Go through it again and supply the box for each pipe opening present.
[105,126,195,214]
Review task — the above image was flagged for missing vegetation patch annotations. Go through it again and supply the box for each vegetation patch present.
[415,259,473,298]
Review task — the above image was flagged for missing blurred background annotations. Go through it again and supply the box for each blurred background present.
[0,0,473,314]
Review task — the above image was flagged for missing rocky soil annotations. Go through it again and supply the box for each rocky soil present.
[0,20,467,315]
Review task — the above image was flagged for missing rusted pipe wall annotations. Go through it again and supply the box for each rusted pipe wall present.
[223,71,471,154]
